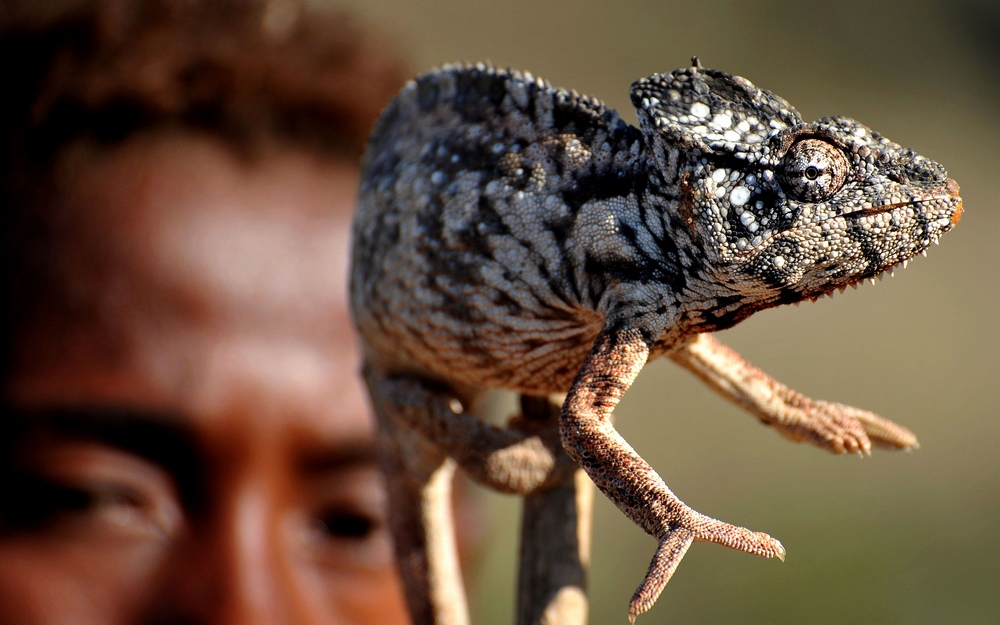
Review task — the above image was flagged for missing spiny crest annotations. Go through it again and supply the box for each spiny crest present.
[399,61,619,134]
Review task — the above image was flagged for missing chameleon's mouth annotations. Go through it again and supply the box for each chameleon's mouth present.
[741,179,962,264]
[804,178,963,298]
[741,177,962,304]
[852,178,962,224]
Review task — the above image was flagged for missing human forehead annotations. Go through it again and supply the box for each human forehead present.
[14,132,370,433]
[57,132,358,316]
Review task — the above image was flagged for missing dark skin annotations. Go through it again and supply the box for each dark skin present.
[0,132,411,625]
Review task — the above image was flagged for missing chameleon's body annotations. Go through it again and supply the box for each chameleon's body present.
[350,62,962,623]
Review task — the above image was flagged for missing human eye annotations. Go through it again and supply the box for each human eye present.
[314,506,380,539]
[0,441,182,543]
[301,467,394,572]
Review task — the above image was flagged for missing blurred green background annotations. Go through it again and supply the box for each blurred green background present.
[330,0,999,622]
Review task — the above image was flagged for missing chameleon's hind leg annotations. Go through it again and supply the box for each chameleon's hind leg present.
[364,368,576,494]
[362,368,576,625]
[363,370,468,625]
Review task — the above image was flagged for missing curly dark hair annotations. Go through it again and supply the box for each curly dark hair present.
[0,0,407,165]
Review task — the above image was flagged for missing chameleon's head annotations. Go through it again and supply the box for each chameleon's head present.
[631,65,962,310]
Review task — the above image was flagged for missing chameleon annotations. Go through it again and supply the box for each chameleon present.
[350,59,962,623]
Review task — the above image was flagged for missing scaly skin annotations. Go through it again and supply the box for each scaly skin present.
[351,61,962,622]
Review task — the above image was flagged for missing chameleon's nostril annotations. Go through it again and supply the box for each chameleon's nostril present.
[945,179,962,224]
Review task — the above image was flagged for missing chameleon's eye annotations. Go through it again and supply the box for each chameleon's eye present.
[780,138,849,202]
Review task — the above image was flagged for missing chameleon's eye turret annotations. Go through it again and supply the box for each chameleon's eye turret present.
[780,138,849,202]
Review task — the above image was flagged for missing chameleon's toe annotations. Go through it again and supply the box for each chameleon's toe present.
[806,400,918,454]
[773,400,873,455]
[628,530,695,621]
[690,511,785,560]
[818,410,871,456]
[850,408,919,451]
[627,510,784,620]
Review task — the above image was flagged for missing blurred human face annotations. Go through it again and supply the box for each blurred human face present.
[0,134,410,625]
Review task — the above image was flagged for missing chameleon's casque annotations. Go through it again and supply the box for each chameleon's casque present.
[350,62,961,623]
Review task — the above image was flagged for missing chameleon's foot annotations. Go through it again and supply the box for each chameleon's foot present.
[628,510,784,621]
[772,398,918,455]
[827,401,919,452]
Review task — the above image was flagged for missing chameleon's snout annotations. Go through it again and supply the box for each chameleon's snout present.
[946,178,963,224]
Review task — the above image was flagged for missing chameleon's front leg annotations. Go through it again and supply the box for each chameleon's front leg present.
[559,325,785,621]
[671,333,918,454]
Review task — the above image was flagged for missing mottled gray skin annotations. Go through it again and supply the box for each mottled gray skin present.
[351,62,962,622]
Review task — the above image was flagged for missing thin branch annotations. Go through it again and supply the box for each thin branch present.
[516,394,592,625]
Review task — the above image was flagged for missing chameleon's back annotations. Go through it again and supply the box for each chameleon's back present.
[350,64,644,392]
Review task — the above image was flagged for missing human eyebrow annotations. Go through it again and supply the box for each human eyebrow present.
[0,405,204,503]
[298,438,379,476]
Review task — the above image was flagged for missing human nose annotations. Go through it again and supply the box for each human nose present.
[147,483,315,625]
